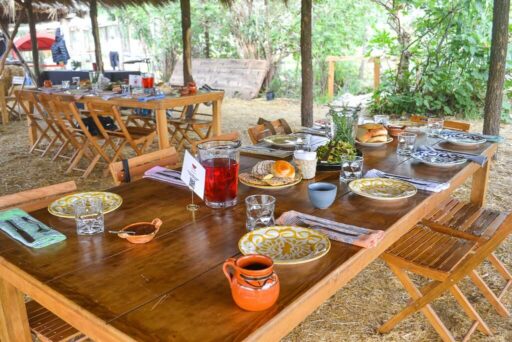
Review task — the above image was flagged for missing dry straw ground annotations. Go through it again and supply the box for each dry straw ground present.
[0,98,511,341]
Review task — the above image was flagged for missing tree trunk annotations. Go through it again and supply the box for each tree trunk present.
[204,24,210,58]
[483,0,510,135]
[180,0,194,83]
[24,0,40,85]
[300,0,313,127]
[90,0,104,72]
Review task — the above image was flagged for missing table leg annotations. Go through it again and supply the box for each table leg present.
[0,82,8,125]
[0,277,32,342]
[470,159,491,207]
[155,108,170,149]
[211,100,222,137]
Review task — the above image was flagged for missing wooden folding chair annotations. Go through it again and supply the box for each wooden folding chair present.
[410,115,471,132]
[422,198,511,317]
[17,91,67,158]
[247,118,293,144]
[379,215,512,342]
[191,131,240,154]
[5,76,24,121]
[0,181,86,342]
[168,105,213,150]
[109,147,180,185]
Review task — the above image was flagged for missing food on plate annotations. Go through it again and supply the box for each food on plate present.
[240,160,298,187]
[316,140,357,164]
[356,123,389,143]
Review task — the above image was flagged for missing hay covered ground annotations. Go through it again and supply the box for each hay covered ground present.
[0,97,511,341]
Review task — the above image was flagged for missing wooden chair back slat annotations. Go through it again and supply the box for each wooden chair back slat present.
[191,131,240,154]
[109,147,180,185]
[247,118,293,144]
[0,181,77,212]
[410,115,471,132]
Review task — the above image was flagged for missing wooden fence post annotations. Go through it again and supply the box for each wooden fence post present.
[0,79,8,125]
[327,60,335,99]
[373,57,381,89]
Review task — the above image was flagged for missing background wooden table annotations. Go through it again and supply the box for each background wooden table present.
[0,134,497,342]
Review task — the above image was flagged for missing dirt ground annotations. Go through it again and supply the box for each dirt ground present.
[0,97,511,341]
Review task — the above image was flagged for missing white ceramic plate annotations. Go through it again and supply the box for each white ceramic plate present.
[355,137,393,147]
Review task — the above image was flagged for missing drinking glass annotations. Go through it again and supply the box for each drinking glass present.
[374,114,390,125]
[121,84,131,97]
[340,156,364,183]
[74,197,104,235]
[427,118,444,136]
[294,133,311,152]
[71,76,80,89]
[397,132,417,156]
[197,140,241,208]
[142,72,155,89]
[245,195,276,231]
[61,80,70,89]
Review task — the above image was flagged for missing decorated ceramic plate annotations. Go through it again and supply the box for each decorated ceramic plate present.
[411,150,467,168]
[48,192,123,218]
[239,226,330,265]
[239,173,302,190]
[355,137,393,147]
[437,131,486,147]
[263,134,306,148]
[349,178,417,201]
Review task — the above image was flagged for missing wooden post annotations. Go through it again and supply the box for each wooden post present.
[327,60,334,99]
[470,159,491,207]
[90,0,104,72]
[300,0,314,127]
[373,57,381,89]
[0,80,7,125]
[25,0,40,85]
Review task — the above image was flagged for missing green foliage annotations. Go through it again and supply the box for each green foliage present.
[370,0,494,119]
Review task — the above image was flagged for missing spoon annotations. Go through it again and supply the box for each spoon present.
[109,230,136,235]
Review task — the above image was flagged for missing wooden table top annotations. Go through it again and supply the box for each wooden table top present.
[0,133,497,341]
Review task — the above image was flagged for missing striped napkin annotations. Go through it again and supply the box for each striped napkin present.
[0,209,66,249]
[143,166,186,187]
[277,210,384,248]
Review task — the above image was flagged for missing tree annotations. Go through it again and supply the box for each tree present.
[24,0,40,84]
[90,0,104,72]
[180,0,194,83]
[300,0,313,127]
[483,0,510,135]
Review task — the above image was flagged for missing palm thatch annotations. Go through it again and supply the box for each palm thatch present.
[0,1,84,23]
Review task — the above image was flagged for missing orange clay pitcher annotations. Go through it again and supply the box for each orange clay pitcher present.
[223,254,279,311]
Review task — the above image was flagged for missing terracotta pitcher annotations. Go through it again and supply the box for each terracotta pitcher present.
[223,254,279,311]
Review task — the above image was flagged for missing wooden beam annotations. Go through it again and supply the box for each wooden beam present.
[327,61,334,99]
[373,57,381,89]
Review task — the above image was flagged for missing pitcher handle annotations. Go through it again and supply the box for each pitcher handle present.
[223,258,237,283]
[151,218,163,233]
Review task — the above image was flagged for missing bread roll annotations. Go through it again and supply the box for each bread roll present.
[356,123,388,143]
[272,160,295,179]
[252,160,275,180]
[367,135,388,143]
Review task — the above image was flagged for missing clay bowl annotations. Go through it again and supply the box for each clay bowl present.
[118,218,162,244]
[387,125,406,137]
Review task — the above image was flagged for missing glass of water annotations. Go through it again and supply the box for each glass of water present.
[397,132,417,156]
[245,195,276,231]
[61,80,70,89]
[74,197,104,235]
[374,114,390,125]
[121,84,131,97]
[71,76,81,89]
[427,118,444,136]
[340,156,364,183]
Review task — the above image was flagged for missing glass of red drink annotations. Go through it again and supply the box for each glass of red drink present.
[142,72,154,89]
[196,140,241,208]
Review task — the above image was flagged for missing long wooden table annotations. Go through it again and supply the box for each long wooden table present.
[21,89,224,149]
[0,134,497,341]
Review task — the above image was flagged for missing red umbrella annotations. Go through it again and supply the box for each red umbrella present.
[14,32,55,51]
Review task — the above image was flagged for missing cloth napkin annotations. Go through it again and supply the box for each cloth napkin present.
[0,208,66,249]
[143,166,186,187]
[276,210,384,248]
[365,169,450,193]
[137,94,166,102]
[417,145,487,166]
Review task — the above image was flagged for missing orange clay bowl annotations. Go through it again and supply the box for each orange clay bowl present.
[118,218,162,244]
[387,125,406,137]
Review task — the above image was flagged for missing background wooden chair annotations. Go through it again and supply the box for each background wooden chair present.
[191,131,240,154]
[0,181,86,342]
[168,105,213,150]
[410,115,471,132]
[247,118,293,144]
[379,215,512,341]
[109,147,180,185]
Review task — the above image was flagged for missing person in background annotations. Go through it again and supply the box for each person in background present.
[51,28,70,66]
[109,51,119,70]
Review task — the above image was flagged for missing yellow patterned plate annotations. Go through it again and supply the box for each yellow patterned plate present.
[48,192,123,218]
[238,226,330,265]
[348,177,417,201]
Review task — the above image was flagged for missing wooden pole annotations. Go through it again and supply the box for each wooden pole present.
[327,60,334,99]
[24,0,40,85]
[483,0,510,135]
[373,57,381,89]
[180,0,194,84]
[300,0,313,127]
[90,0,104,72]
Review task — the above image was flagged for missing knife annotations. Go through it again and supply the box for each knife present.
[5,220,35,243]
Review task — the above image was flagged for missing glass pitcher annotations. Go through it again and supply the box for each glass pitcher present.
[196,140,241,208]
[325,104,359,143]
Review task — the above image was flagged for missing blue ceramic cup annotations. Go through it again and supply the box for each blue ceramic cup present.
[308,182,337,209]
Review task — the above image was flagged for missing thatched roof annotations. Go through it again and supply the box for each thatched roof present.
[0,1,85,23]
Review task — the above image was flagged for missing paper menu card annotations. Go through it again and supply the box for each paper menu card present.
[180,151,206,200]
